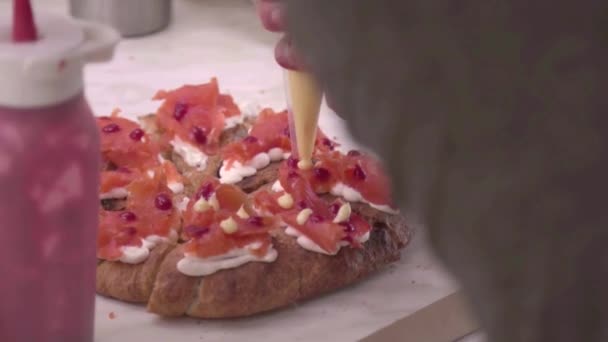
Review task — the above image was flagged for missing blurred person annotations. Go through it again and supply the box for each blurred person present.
[255,1,608,341]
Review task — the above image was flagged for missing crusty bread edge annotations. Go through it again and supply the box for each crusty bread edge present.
[147,202,411,318]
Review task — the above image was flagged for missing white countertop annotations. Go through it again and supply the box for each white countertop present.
[2,0,469,340]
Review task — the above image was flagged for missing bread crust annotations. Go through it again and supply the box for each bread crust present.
[147,202,410,318]
[96,243,176,303]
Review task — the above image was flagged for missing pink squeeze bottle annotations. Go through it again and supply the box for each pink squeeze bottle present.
[0,2,118,341]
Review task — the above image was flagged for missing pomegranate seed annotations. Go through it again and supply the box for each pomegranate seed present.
[282,127,291,137]
[116,167,131,173]
[102,123,120,133]
[288,170,299,179]
[287,157,299,168]
[313,167,331,182]
[329,203,340,215]
[322,138,334,150]
[353,164,367,181]
[341,222,356,233]
[309,214,324,223]
[342,235,354,243]
[191,126,207,145]
[347,150,361,157]
[243,135,258,144]
[247,216,264,227]
[120,211,137,222]
[196,182,214,200]
[129,128,144,141]
[298,200,308,209]
[184,225,209,239]
[154,193,173,211]
[173,102,189,121]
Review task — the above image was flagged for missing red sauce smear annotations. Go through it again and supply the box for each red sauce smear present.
[182,178,278,258]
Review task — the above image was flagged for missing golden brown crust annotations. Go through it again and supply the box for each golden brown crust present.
[96,243,176,303]
[147,206,410,318]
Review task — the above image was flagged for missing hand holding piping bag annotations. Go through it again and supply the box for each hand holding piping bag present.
[255,0,323,170]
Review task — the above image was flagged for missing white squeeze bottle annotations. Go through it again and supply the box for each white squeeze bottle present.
[0,1,118,341]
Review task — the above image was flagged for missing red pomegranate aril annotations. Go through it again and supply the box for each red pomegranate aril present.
[298,200,308,209]
[247,216,264,227]
[286,157,299,168]
[341,222,356,233]
[155,193,173,211]
[282,127,291,137]
[120,211,137,222]
[184,225,210,239]
[322,138,334,149]
[342,235,354,243]
[347,150,361,157]
[173,102,189,121]
[197,182,214,200]
[287,170,299,179]
[243,136,258,144]
[329,203,340,215]
[353,164,367,181]
[309,214,324,223]
[102,123,120,133]
[313,167,331,182]
[129,128,144,141]
[191,126,207,145]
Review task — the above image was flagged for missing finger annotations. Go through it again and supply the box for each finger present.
[274,35,306,70]
[254,0,286,32]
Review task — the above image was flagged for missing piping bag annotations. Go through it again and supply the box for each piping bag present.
[284,70,323,170]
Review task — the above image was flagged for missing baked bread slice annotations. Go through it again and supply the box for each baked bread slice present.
[97,243,176,303]
[146,198,409,318]
[96,110,411,319]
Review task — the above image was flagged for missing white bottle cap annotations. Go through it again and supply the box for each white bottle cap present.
[0,12,119,108]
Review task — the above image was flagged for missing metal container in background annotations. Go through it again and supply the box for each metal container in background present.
[69,0,172,37]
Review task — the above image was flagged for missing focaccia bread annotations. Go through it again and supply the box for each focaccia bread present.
[95,78,411,319]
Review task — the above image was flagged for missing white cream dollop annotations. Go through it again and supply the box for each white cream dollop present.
[219,148,290,184]
[100,187,128,200]
[177,243,278,277]
[168,181,184,194]
[285,226,371,256]
[271,180,284,192]
[170,136,209,170]
[330,182,399,214]
[176,197,190,213]
[224,115,244,130]
[219,153,270,184]
[119,230,178,264]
